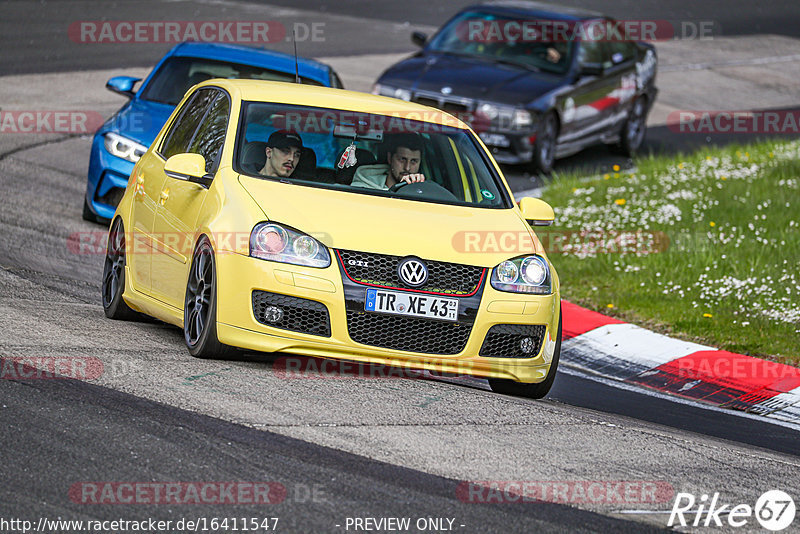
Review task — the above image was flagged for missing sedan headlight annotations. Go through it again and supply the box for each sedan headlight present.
[371,83,411,101]
[491,255,551,294]
[103,132,147,163]
[250,223,330,268]
[476,102,534,132]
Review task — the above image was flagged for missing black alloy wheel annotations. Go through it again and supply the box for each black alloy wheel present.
[101,218,138,320]
[184,238,235,359]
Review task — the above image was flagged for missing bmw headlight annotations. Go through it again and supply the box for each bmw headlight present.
[371,83,411,101]
[491,255,551,294]
[476,103,534,132]
[250,223,330,268]
[103,132,147,163]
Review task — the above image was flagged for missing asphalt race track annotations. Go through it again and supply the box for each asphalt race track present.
[1,1,800,533]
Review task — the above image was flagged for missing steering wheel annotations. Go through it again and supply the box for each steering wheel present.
[389,181,410,193]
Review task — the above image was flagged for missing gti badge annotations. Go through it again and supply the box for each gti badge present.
[397,257,428,287]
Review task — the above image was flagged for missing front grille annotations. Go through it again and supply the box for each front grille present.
[413,96,469,115]
[337,249,485,296]
[252,291,331,337]
[414,96,440,108]
[346,311,472,354]
[479,324,546,358]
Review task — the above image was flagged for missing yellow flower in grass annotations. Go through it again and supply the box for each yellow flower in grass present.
[709,221,716,227]
[612,164,620,171]
[703,313,713,318]
[720,175,727,181]
[678,163,684,169]
[604,173,610,180]
[769,151,775,158]
[607,303,615,309]
[615,198,626,206]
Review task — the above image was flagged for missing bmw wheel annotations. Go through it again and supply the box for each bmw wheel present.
[184,238,235,359]
[532,112,558,174]
[617,97,647,156]
[488,308,562,399]
[101,218,138,320]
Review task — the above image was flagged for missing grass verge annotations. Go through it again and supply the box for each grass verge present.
[541,139,800,365]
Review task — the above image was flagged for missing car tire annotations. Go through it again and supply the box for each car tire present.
[488,308,562,399]
[531,112,558,174]
[83,197,99,223]
[616,97,647,156]
[184,238,236,359]
[101,218,140,320]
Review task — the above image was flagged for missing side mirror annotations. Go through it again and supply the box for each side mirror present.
[106,76,141,98]
[579,63,604,77]
[518,197,555,226]
[411,31,428,47]
[164,153,213,188]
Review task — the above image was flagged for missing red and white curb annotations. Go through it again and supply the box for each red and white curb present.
[561,301,800,424]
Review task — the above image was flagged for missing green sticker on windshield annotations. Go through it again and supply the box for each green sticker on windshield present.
[481,189,495,200]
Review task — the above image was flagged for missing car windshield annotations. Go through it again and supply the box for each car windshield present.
[427,10,575,74]
[235,102,512,209]
[140,57,323,106]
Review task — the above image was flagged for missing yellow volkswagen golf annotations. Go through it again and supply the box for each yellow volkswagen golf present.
[102,79,562,398]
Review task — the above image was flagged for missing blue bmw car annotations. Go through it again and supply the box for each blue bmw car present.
[84,41,343,223]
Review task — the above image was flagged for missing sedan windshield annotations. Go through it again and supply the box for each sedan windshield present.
[427,10,575,74]
[140,57,323,106]
[235,102,512,209]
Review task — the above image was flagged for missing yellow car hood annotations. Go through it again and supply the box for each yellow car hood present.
[238,175,544,268]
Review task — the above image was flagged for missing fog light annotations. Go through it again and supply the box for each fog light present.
[519,337,535,354]
[263,305,284,323]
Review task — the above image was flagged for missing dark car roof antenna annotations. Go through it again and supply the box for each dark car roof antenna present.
[292,27,300,83]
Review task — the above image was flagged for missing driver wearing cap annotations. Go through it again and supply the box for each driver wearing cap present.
[260,130,303,178]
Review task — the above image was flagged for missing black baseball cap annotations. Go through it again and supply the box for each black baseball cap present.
[267,130,303,150]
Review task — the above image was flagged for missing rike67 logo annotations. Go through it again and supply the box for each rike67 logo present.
[668,490,796,531]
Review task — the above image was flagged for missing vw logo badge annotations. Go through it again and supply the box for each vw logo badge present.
[441,86,452,95]
[398,257,428,288]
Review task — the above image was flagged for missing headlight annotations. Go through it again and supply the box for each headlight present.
[512,109,533,130]
[475,103,534,132]
[371,83,411,101]
[103,132,147,163]
[491,255,551,294]
[250,223,330,268]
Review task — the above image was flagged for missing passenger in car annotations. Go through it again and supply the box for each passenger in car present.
[259,130,303,178]
[350,133,426,190]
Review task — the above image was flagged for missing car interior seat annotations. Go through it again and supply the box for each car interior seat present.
[292,147,317,180]
[335,148,378,185]
[240,141,267,174]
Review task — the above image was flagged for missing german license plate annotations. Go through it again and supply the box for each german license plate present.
[364,289,458,321]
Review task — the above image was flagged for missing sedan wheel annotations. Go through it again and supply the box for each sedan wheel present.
[532,112,558,174]
[184,238,235,359]
[618,97,647,156]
